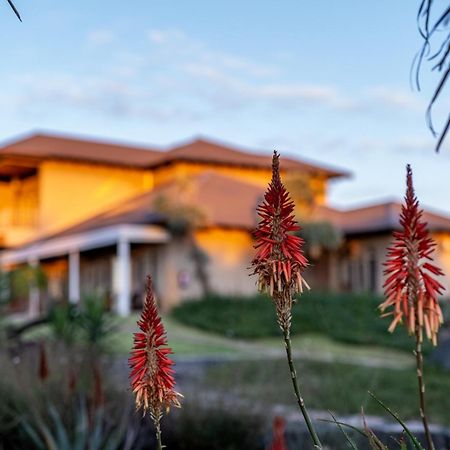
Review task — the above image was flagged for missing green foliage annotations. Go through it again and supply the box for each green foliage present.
[48,303,80,346]
[78,295,117,348]
[299,221,343,257]
[368,392,426,450]
[46,296,116,348]
[21,400,130,450]
[171,292,423,352]
[11,264,47,298]
[153,192,206,237]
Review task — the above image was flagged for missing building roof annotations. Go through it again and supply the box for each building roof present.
[0,133,161,167]
[149,138,348,178]
[0,132,349,178]
[316,201,450,235]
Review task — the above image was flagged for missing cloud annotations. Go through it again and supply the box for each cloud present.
[10,27,426,127]
[368,86,423,110]
[14,73,202,122]
[147,28,278,78]
[86,29,115,47]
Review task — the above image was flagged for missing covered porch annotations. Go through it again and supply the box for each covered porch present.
[0,224,170,317]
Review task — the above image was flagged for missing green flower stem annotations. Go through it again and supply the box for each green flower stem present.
[414,330,435,450]
[283,329,322,449]
[154,415,163,450]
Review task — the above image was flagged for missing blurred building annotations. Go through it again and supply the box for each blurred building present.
[0,132,450,316]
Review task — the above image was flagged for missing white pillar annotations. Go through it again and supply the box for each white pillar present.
[28,259,40,317]
[116,238,131,316]
[68,251,80,304]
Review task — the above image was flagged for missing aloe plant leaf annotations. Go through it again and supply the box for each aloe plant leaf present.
[319,419,367,438]
[20,419,46,450]
[327,411,360,450]
[368,392,426,450]
[73,400,88,450]
[49,404,70,450]
[361,408,388,450]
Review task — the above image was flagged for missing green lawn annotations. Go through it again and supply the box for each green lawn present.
[107,313,414,367]
[199,357,450,425]
[106,314,243,356]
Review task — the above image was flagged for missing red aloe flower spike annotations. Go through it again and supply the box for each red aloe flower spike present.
[381,165,444,450]
[129,276,182,445]
[268,416,289,450]
[251,151,309,333]
[251,151,322,449]
[38,341,49,381]
[380,164,445,345]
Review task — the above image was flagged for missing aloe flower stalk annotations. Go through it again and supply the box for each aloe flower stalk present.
[38,342,49,381]
[129,276,182,450]
[381,164,445,450]
[252,151,310,333]
[252,151,321,449]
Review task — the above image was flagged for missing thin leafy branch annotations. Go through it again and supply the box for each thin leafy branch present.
[414,1,450,151]
[5,0,21,21]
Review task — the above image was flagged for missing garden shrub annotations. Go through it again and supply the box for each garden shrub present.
[171,292,433,353]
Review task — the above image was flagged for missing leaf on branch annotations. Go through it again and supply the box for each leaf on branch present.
[6,0,21,21]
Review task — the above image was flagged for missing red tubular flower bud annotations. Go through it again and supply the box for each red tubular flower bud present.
[129,276,182,418]
[380,165,445,345]
[251,151,309,332]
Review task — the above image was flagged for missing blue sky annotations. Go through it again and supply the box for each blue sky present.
[1,0,449,213]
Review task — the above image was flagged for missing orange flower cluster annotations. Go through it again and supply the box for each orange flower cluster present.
[252,151,309,333]
[129,276,181,418]
[381,165,444,345]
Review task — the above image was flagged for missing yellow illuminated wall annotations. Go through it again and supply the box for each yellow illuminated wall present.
[0,176,39,246]
[38,161,153,234]
[0,155,329,248]
[153,161,328,204]
[195,227,256,295]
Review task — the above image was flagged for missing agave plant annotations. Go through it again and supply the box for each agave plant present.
[21,398,135,450]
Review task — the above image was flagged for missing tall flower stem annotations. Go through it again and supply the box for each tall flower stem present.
[283,328,322,449]
[154,415,163,450]
[414,329,435,450]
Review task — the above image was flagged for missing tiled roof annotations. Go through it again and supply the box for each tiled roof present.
[0,133,161,167]
[150,138,348,178]
[0,133,349,177]
[316,202,450,235]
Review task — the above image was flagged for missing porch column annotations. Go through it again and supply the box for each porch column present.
[116,237,131,316]
[28,258,40,317]
[68,251,80,304]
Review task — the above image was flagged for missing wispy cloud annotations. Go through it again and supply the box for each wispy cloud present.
[368,86,423,110]
[86,29,115,47]
[148,28,278,78]
[8,27,424,126]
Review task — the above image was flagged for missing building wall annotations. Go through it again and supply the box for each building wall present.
[195,227,256,296]
[152,227,257,309]
[334,235,392,295]
[38,160,153,234]
[431,232,450,296]
[153,161,328,205]
[0,156,329,248]
[153,162,273,188]
[0,175,39,246]
[332,232,450,297]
